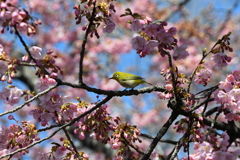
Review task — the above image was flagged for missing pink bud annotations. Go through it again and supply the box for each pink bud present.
[8,115,14,120]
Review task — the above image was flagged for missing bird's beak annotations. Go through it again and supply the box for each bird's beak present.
[109,76,113,79]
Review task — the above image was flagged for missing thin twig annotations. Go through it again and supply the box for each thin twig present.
[165,52,179,101]
[63,128,82,159]
[140,133,177,145]
[195,85,218,96]
[167,121,192,160]
[37,124,61,132]
[0,83,58,117]
[187,36,225,93]
[122,136,145,155]
[14,27,36,63]
[189,98,214,112]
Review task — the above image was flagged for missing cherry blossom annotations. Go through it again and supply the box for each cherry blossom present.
[194,68,213,86]
[211,52,232,69]
[173,45,190,60]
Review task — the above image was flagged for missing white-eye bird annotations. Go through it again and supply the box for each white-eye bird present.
[109,71,152,89]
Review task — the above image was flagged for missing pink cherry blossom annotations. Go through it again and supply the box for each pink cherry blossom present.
[144,23,159,37]
[103,21,116,33]
[194,68,212,86]
[228,89,240,102]
[0,86,23,105]
[130,19,145,31]
[211,52,232,69]
[35,76,56,91]
[168,27,177,35]
[29,46,42,59]
[17,22,28,31]
[219,80,233,92]
[139,40,158,57]
[8,115,14,120]
[156,30,175,44]
[232,70,240,80]
[173,45,189,60]
[132,36,146,51]
[214,90,231,104]
[165,84,173,91]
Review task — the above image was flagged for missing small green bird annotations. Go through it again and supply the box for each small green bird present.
[109,71,152,89]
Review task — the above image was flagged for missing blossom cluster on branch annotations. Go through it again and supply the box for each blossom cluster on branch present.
[0,0,240,160]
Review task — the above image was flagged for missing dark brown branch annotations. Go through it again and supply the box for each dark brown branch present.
[38,124,61,132]
[63,128,82,159]
[58,79,166,96]
[14,27,36,63]
[204,106,219,117]
[140,133,177,145]
[122,136,145,155]
[190,98,214,112]
[78,2,97,83]
[165,52,179,101]
[140,111,179,160]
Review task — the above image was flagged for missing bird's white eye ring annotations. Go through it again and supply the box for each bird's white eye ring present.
[115,74,118,77]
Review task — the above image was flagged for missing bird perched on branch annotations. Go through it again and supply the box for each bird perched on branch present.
[109,71,152,89]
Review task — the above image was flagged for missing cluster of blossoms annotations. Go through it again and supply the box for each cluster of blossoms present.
[110,122,142,160]
[0,1,41,35]
[0,85,23,105]
[73,102,142,159]
[0,44,18,84]
[0,121,39,159]
[1,44,60,85]
[174,117,240,160]
[214,70,240,121]
[28,76,62,126]
[74,103,114,142]
[194,68,213,86]
[122,8,189,59]
[211,52,232,69]
[24,46,62,78]
[74,0,116,36]
[35,137,89,160]
[182,132,240,160]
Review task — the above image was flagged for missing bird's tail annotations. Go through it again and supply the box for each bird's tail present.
[144,81,153,86]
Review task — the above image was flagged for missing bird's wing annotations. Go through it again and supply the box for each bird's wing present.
[122,75,144,81]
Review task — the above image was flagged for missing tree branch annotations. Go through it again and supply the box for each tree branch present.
[140,133,177,145]
[14,27,36,63]
[58,79,166,96]
[0,83,58,117]
[140,111,179,160]
[78,2,97,83]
